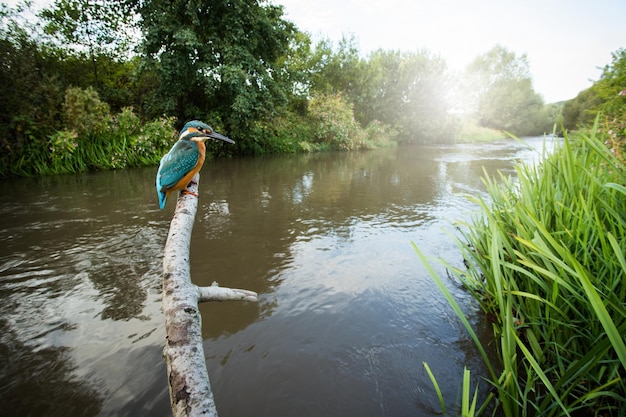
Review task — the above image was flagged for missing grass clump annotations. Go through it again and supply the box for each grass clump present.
[417,119,626,416]
[454,119,505,143]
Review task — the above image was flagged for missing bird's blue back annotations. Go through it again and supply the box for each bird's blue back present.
[156,139,200,208]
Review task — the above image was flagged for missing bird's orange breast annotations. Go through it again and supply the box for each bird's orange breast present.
[171,140,206,191]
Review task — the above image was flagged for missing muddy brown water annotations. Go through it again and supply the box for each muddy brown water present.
[0,137,554,416]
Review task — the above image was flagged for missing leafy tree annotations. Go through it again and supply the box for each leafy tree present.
[0,3,65,159]
[394,50,458,142]
[273,30,316,114]
[562,49,625,133]
[353,49,402,126]
[355,49,457,142]
[308,35,363,98]
[307,41,457,143]
[464,45,545,135]
[592,48,626,116]
[308,93,364,150]
[62,86,111,135]
[41,0,136,88]
[135,0,297,153]
[561,87,602,130]
[591,48,626,151]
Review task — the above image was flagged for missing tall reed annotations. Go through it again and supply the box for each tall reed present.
[417,121,626,416]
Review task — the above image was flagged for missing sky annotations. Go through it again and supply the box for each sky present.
[5,0,625,103]
[273,0,626,103]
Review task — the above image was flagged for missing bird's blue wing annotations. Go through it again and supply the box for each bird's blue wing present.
[156,140,199,191]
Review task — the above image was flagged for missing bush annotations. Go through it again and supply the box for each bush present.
[308,93,366,150]
[63,86,111,136]
[31,89,177,175]
[363,120,398,148]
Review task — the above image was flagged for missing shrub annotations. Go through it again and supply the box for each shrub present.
[63,86,111,136]
[308,93,366,150]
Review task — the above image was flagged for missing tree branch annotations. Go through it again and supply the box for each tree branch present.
[162,174,258,417]
[198,283,259,303]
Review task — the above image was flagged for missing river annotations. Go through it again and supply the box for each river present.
[0,136,554,416]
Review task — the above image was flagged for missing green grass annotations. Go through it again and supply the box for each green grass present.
[454,120,505,143]
[418,118,626,416]
[6,113,178,177]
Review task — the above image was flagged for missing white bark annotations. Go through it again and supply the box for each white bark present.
[162,174,258,417]
[198,283,258,303]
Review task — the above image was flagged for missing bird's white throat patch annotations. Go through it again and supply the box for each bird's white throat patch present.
[179,128,203,141]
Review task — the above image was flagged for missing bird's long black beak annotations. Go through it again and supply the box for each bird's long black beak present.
[207,131,235,144]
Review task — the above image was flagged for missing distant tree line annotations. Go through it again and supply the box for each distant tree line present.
[0,0,616,177]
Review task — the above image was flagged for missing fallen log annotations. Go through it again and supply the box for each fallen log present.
[162,174,258,417]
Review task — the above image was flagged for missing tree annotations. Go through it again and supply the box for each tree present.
[308,34,363,98]
[395,50,458,142]
[135,0,297,153]
[352,49,403,127]
[592,48,626,108]
[354,49,457,142]
[0,3,65,161]
[41,0,135,88]
[464,45,545,135]
[591,48,626,148]
[592,48,626,117]
[561,88,602,130]
[561,49,626,133]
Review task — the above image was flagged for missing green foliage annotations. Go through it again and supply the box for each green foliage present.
[6,86,177,177]
[41,0,134,58]
[455,120,505,143]
[309,43,459,143]
[63,86,111,135]
[39,110,176,175]
[0,3,65,164]
[248,110,317,154]
[561,88,603,130]
[561,48,626,136]
[48,129,78,161]
[308,35,363,98]
[0,0,580,177]
[362,120,398,149]
[309,94,361,150]
[417,126,626,416]
[593,49,626,156]
[391,50,458,142]
[136,0,297,148]
[464,45,547,136]
[40,0,137,93]
[593,49,626,116]
[308,93,367,150]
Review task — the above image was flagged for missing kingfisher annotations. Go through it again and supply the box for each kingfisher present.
[156,120,234,209]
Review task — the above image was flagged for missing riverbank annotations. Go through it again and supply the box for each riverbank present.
[1,111,508,179]
[421,125,626,415]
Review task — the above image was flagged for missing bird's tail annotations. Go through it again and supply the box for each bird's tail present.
[156,176,167,209]
[158,192,167,210]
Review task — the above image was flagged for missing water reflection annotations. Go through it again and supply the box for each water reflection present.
[0,136,555,417]
[0,170,169,416]
[0,318,103,416]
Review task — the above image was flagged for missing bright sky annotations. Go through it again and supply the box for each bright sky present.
[274,0,626,103]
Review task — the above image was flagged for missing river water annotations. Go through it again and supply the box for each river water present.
[0,137,554,416]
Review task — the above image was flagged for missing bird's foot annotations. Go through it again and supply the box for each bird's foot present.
[182,189,199,197]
